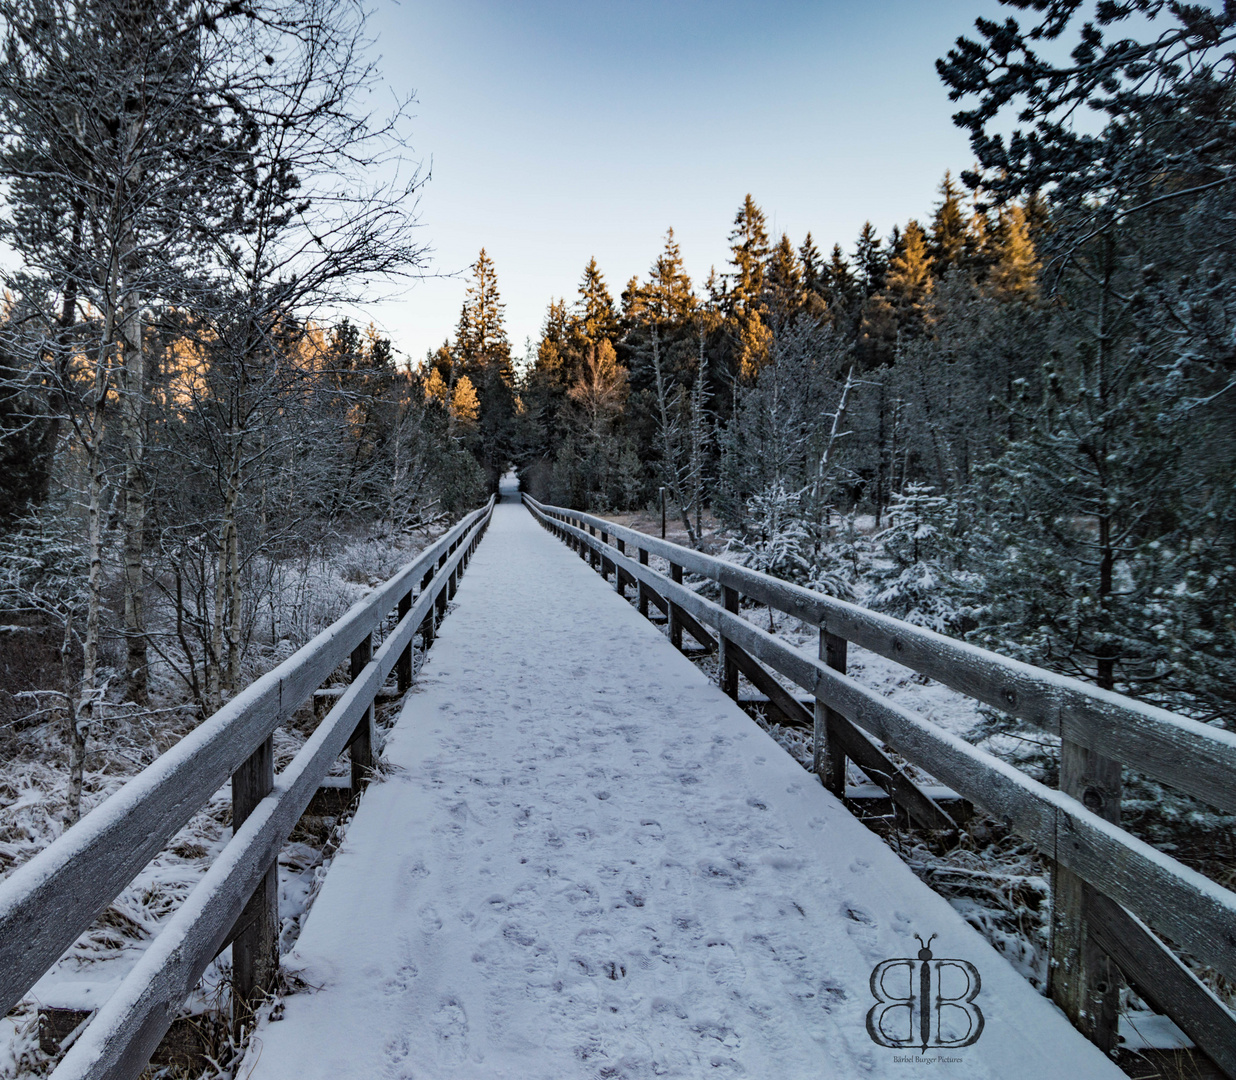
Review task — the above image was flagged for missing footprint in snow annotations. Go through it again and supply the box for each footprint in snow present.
[418,903,442,934]
[383,1033,410,1071]
[843,905,879,953]
[635,819,663,845]
[502,923,536,947]
[705,940,747,991]
[432,996,469,1062]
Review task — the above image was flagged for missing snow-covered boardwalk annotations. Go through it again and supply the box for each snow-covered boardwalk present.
[243,488,1121,1080]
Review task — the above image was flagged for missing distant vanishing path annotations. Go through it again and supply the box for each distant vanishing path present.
[241,479,1121,1079]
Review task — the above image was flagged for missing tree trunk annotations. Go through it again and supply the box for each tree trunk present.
[120,288,147,703]
[72,426,106,824]
[650,327,697,545]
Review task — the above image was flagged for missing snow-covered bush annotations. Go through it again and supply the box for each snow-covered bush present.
[866,484,977,633]
[728,482,813,584]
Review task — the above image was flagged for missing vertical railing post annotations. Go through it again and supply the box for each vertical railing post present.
[718,586,739,698]
[1051,745,1122,1054]
[349,632,374,793]
[419,568,435,648]
[435,551,449,624]
[814,629,848,796]
[396,590,413,693]
[589,526,599,570]
[638,549,649,618]
[615,538,625,595]
[669,563,683,650]
[600,531,610,580]
[231,735,277,1037]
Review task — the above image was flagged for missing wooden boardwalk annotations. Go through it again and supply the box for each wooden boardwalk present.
[239,491,1122,1079]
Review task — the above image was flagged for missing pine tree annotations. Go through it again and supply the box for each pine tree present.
[576,257,618,346]
[853,223,886,301]
[766,233,804,319]
[987,204,1041,302]
[799,233,824,295]
[0,325,53,521]
[450,375,480,425]
[930,171,967,273]
[424,364,449,407]
[726,194,771,320]
[884,219,933,322]
[454,248,515,484]
[456,248,511,381]
[633,228,696,326]
[825,243,856,314]
[868,483,973,633]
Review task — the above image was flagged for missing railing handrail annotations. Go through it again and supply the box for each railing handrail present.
[521,495,1236,971]
[522,495,1236,815]
[50,500,495,1080]
[0,497,494,1026]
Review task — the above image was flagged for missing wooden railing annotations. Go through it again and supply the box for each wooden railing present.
[524,493,1236,1076]
[0,497,494,1080]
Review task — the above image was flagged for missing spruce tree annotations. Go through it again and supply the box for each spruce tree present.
[798,233,829,321]
[576,257,618,346]
[798,233,824,295]
[987,204,1041,302]
[454,248,515,484]
[455,248,510,381]
[766,233,804,320]
[930,171,967,273]
[632,229,695,326]
[883,220,934,323]
[825,243,856,314]
[726,194,771,320]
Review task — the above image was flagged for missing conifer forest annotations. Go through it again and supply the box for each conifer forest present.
[0,0,1233,1073]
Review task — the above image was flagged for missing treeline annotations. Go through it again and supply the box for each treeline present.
[0,0,484,818]
[511,179,1043,529]
[429,1,1233,724]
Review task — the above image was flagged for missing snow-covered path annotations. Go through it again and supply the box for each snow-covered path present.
[242,487,1121,1080]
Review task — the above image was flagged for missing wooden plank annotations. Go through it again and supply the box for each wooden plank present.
[396,591,413,692]
[52,650,391,1080]
[526,513,1236,983]
[669,564,683,650]
[725,643,955,832]
[1086,891,1236,1080]
[48,510,492,1080]
[1052,742,1122,1052]
[640,582,667,615]
[0,499,492,1022]
[824,711,958,833]
[705,598,1236,983]
[638,550,649,617]
[817,631,848,796]
[349,633,374,792]
[418,568,435,647]
[229,736,278,1038]
[523,496,1236,813]
[726,641,807,727]
[719,586,740,699]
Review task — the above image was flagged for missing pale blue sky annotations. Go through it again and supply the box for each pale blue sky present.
[363,0,997,367]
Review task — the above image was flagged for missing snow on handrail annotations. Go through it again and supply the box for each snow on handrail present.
[524,495,1236,815]
[0,498,494,1023]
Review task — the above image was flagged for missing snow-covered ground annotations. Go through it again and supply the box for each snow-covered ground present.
[240,487,1121,1079]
